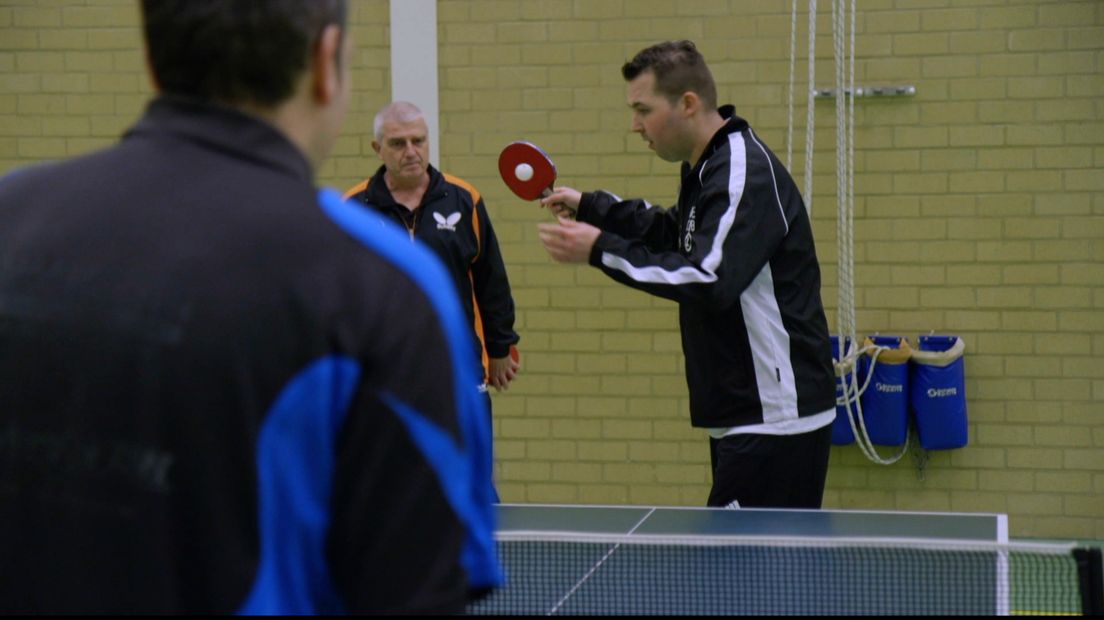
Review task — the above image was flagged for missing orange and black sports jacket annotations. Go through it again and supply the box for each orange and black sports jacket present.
[345,166,519,381]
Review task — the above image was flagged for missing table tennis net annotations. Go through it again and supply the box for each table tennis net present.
[468,532,1102,616]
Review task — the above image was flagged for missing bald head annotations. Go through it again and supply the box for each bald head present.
[374,101,424,140]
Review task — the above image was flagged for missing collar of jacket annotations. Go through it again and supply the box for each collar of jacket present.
[364,163,448,211]
[125,94,313,184]
[681,104,750,182]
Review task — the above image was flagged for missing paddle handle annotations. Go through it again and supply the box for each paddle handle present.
[540,187,576,219]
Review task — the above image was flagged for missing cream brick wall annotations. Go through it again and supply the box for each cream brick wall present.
[1,0,1101,541]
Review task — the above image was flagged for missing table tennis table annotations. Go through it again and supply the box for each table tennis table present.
[467,503,1095,616]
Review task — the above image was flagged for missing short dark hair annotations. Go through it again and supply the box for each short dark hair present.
[621,40,717,109]
[141,0,347,108]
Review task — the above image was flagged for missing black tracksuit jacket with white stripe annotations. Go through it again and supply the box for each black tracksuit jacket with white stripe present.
[578,106,836,430]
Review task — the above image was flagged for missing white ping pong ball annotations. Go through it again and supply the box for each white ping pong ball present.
[515,163,534,182]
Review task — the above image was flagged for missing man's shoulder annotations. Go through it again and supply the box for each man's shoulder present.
[343,164,389,203]
[440,172,482,207]
[2,139,121,187]
[0,139,157,214]
[343,179,370,201]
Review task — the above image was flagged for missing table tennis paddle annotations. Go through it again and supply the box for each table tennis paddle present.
[498,141,575,217]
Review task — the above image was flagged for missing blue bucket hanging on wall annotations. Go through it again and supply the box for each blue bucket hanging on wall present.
[830,335,856,445]
[860,335,912,446]
[910,335,968,449]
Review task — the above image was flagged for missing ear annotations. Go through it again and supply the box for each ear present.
[311,24,343,104]
[371,140,382,155]
[680,91,701,117]
[142,44,162,93]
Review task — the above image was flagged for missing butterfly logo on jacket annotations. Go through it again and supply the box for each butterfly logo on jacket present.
[434,212,461,232]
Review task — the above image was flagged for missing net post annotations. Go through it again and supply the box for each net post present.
[1074,547,1103,615]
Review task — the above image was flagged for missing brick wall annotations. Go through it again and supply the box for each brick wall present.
[1,0,1100,540]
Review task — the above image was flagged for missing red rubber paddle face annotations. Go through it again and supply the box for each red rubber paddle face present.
[498,141,557,201]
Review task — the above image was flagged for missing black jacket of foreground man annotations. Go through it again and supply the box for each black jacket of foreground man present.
[0,96,500,614]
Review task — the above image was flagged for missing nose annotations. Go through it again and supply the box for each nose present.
[630,115,643,133]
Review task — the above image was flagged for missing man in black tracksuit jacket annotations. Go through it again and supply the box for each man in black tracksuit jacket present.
[0,1,499,614]
[345,103,520,402]
[539,40,837,509]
